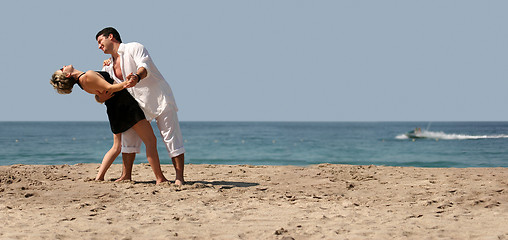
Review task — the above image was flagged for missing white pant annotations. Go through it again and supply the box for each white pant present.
[121,107,185,158]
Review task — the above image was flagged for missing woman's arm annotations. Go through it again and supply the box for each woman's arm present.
[82,71,129,93]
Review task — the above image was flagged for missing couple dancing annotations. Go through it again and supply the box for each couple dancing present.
[50,27,185,185]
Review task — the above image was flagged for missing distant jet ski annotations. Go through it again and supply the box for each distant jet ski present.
[405,128,426,139]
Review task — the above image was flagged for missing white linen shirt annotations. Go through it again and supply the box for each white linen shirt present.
[103,42,178,121]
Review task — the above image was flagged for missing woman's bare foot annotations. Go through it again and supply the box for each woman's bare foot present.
[115,176,132,182]
[156,177,169,185]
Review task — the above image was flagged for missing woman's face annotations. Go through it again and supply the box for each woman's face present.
[59,65,74,75]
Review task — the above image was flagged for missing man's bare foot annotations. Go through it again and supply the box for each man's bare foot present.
[174,178,185,186]
[95,178,104,181]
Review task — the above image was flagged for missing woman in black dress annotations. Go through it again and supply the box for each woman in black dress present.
[50,65,168,184]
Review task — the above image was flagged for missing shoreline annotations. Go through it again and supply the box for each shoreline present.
[1,163,507,239]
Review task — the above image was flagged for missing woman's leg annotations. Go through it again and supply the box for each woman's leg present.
[95,133,122,181]
[131,120,168,184]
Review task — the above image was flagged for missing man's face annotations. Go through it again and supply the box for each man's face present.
[97,34,113,54]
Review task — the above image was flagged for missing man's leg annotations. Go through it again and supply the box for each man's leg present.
[117,128,142,182]
[116,152,135,182]
[172,154,185,185]
[156,108,186,185]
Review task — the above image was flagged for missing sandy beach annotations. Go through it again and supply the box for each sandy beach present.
[0,163,507,239]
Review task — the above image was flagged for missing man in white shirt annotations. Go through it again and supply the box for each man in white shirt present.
[95,27,185,185]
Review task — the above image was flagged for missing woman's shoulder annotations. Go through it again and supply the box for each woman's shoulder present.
[82,70,102,82]
[84,70,96,75]
[81,70,95,79]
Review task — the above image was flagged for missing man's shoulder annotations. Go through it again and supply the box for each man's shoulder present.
[102,65,113,72]
[124,42,145,49]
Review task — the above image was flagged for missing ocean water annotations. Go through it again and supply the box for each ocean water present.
[0,121,507,168]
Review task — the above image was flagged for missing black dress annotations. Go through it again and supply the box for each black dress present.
[77,71,146,134]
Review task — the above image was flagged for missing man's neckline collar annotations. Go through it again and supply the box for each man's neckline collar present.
[117,43,126,54]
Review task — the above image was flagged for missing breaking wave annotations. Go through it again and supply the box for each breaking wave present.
[396,130,508,140]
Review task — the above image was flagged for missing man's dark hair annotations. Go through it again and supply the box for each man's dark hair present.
[96,27,122,43]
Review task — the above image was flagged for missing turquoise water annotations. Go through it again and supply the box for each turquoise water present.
[1,121,507,167]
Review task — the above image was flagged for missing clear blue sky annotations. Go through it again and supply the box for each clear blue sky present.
[1,0,507,121]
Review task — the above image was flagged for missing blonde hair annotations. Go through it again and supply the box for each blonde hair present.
[50,71,76,94]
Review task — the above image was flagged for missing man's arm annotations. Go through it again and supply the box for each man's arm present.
[124,43,151,88]
[125,67,147,88]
